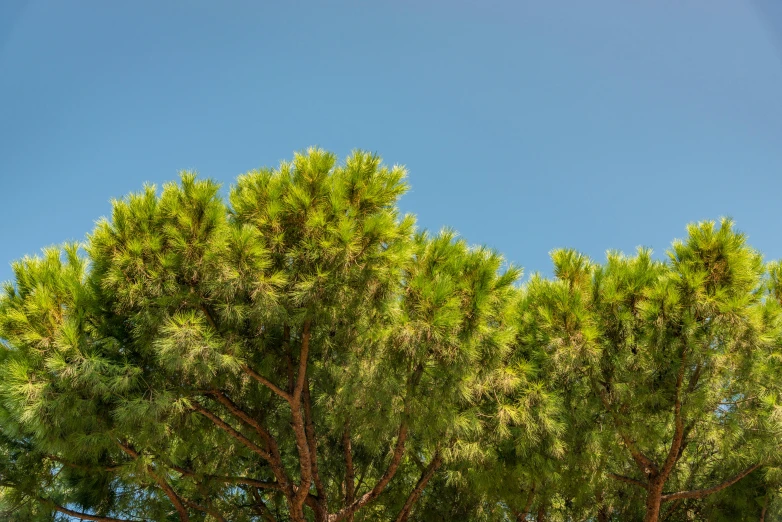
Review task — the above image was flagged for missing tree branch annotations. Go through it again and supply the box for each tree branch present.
[290,320,314,511]
[38,497,137,522]
[598,385,658,475]
[329,364,423,522]
[686,363,702,393]
[303,376,327,511]
[293,320,312,403]
[607,472,648,489]
[192,403,271,461]
[661,351,688,481]
[251,488,278,522]
[241,363,292,401]
[512,486,535,522]
[329,419,408,522]
[182,498,227,522]
[45,455,123,473]
[661,464,761,502]
[116,442,190,522]
[200,303,218,331]
[343,421,355,522]
[169,462,282,491]
[209,390,277,452]
[394,450,443,522]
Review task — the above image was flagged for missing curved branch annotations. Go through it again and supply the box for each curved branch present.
[241,363,292,401]
[303,376,327,511]
[607,472,647,489]
[169,463,282,491]
[343,421,355,522]
[38,497,137,522]
[394,450,443,522]
[116,442,190,522]
[45,455,124,473]
[329,364,423,522]
[661,464,761,502]
[192,403,270,461]
[182,498,227,522]
[660,351,688,481]
[291,320,314,511]
[512,486,535,522]
[598,385,658,475]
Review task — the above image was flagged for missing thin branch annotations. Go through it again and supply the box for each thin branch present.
[686,363,703,393]
[169,463,282,491]
[343,420,355,522]
[45,455,123,473]
[200,303,218,331]
[512,486,536,522]
[329,419,408,522]
[607,472,647,489]
[293,320,312,403]
[209,390,275,450]
[303,376,327,510]
[661,351,688,481]
[38,497,136,522]
[329,364,423,522]
[394,450,443,522]
[241,363,292,401]
[661,464,761,502]
[182,498,227,522]
[284,324,294,393]
[251,488,278,522]
[598,385,658,475]
[116,442,190,522]
[192,403,271,461]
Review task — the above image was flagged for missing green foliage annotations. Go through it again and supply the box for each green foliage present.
[0,150,780,522]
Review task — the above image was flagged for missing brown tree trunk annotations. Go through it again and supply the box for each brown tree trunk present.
[644,479,664,522]
[343,423,355,522]
[760,493,768,522]
[289,502,306,522]
[513,487,535,521]
[536,502,546,522]
[596,489,610,522]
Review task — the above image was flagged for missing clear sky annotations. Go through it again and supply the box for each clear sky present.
[1,1,781,284]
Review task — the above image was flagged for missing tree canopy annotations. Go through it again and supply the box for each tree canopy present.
[1,148,781,521]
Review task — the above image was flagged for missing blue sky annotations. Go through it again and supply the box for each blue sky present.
[1,1,781,284]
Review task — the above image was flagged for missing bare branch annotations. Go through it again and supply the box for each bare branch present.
[290,320,314,511]
[116,442,190,522]
[38,497,137,522]
[394,451,443,522]
[303,376,327,511]
[241,363,292,401]
[169,463,282,491]
[343,421,355,522]
[607,472,648,489]
[598,385,658,475]
[182,498,227,522]
[661,352,688,481]
[192,403,271,461]
[293,320,312,403]
[329,364,424,522]
[661,464,761,502]
[45,455,123,473]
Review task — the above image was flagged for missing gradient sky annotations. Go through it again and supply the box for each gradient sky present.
[1,1,781,285]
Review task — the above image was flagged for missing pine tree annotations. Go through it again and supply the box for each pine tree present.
[2,150,780,521]
[517,220,782,521]
[0,149,520,521]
